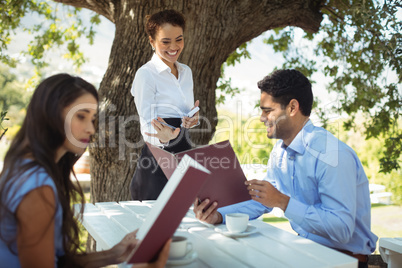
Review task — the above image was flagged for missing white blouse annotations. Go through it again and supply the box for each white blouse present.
[131,54,194,146]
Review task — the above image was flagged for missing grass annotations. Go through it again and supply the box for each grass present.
[263,216,289,223]
[78,220,89,251]
[77,192,91,251]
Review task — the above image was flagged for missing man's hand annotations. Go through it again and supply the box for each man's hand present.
[246,179,290,211]
[193,198,223,224]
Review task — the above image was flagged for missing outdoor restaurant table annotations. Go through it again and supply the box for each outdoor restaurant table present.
[379,237,402,268]
[74,201,357,268]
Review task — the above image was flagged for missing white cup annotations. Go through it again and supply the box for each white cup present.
[226,213,249,233]
[169,236,193,259]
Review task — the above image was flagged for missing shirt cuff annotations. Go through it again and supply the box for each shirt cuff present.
[217,206,233,224]
[284,197,308,224]
[158,140,169,148]
[217,200,270,224]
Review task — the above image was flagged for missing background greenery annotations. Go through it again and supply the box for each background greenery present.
[0,0,400,204]
[1,88,401,204]
[212,108,402,205]
[0,66,29,140]
[263,1,401,174]
[0,0,400,261]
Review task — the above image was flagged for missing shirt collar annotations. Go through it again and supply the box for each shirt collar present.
[281,119,314,155]
[151,53,184,74]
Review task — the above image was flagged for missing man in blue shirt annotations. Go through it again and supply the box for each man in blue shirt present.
[194,69,378,268]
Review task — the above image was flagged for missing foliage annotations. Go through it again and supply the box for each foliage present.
[0,111,8,141]
[211,109,274,165]
[216,43,250,104]
[0,1,101,143]
[264,0,401,173]
[0,65,30,141]
[0,65,28,111]
[215,110,402,205]
[0,0,100,75]
[1,0,400,201]
[216,77,241,105]
[0,66,31,138]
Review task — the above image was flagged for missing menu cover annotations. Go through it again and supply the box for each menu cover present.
[126,154,210,264]
[146,140,251,208]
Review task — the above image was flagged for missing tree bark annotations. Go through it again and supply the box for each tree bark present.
[56,0,323,202]
[54,0,115,22]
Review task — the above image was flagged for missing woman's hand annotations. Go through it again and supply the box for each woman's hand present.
[182,100,199,129]
[132,239,171,268]
[145,117,180,143]
[110,230,140,264]
[72,230,169,268]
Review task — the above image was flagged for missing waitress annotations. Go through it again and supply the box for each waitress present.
[130,9,199,200]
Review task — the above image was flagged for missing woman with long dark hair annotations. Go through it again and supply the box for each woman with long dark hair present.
[0,74,169,267]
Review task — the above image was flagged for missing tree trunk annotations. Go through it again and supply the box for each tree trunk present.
[56,0,323,202]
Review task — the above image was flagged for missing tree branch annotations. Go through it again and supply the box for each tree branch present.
[52,0,115,22]
[321,6,344,23]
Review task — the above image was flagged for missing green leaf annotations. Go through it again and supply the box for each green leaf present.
[261,0,401,174]
[0,1,98,71]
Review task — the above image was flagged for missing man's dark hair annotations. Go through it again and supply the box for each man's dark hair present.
[257,69,313,116]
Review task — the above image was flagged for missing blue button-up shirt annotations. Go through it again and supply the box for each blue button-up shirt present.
[218,120,378,254]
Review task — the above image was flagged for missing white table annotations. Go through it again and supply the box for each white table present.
[379,237,402,268]
[74,201,357,268]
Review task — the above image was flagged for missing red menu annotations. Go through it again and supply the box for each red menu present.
[127,155,210,263]
[147,140,251,208]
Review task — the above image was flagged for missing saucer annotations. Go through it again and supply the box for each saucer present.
[197,219,215,228]
[214,225,257,237]
[167,250,197,266]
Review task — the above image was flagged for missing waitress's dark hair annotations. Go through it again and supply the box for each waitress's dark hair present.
[0,73,98,266]
[145,9,186,39]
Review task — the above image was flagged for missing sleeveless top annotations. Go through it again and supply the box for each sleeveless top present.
[0,161,64,267]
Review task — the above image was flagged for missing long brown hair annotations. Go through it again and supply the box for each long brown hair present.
[0,73,98,265]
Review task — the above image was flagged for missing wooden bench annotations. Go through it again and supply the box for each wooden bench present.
[369,184,392,205]
[370,192,393,205]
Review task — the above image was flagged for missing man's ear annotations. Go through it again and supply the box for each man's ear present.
[288,99,300,116]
